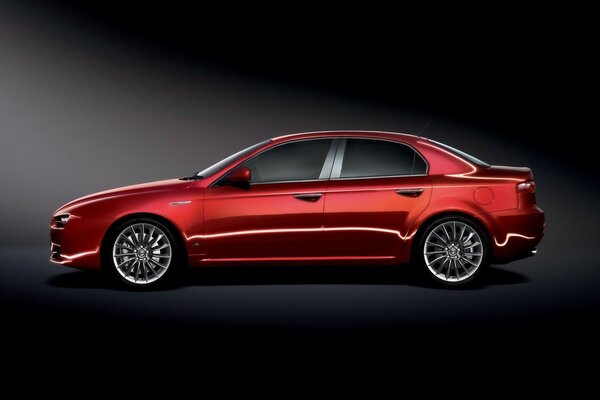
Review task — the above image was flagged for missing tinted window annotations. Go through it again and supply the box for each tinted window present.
[429,139,489,167]
[340,139,426,178]
[196,140,270,178]
[244,139,332,183]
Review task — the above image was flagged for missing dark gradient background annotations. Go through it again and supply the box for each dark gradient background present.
[1,1,598,370]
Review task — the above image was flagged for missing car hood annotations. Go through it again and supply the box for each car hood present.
[57,178,191,212]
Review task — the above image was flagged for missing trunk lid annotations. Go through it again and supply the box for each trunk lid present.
[485,165,533,181]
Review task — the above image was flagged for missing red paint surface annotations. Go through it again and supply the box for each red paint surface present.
[50,131,544,269]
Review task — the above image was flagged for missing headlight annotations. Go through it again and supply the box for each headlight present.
[54,213,71,227]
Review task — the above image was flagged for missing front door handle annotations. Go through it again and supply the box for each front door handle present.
[395,188,424,198]
[293,193,323,202]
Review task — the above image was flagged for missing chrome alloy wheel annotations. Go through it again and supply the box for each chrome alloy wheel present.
[112,223,172,285]
[423,221,483,283]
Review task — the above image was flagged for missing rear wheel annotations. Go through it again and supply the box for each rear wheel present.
[103,218,180,287]
[417,216,489,286]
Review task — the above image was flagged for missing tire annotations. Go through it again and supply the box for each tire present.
[416,215,490,286]
[102,217,181,288]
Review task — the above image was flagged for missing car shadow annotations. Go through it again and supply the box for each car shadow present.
[46,265,529,292]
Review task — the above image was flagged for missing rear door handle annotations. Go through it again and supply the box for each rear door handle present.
[293,193,323,202]
[395,188,424,198]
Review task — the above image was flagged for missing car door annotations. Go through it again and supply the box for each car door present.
[323,138,432,261]
[202,138,337,262]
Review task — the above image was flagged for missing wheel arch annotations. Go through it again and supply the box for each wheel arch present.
[100,212,189,269]
[409,210,493,263]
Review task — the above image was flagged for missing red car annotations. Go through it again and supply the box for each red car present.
[50,131,544,287]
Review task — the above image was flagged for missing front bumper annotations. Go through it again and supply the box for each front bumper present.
[49,216,106,269]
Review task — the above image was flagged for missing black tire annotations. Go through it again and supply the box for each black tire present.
[102,217,182,288]
[415,214,490,286]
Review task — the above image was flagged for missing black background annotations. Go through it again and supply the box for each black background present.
[1,0,598,380]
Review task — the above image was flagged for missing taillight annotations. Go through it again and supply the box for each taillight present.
[517,180,536,193]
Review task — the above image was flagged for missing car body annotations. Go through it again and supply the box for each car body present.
[50,131,544,286]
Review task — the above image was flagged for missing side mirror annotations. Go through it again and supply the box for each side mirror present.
[227,166,251,189]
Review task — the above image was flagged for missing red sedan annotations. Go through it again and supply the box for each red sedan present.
[50,131,544,287]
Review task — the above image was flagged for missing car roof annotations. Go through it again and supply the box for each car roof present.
[270,130,423,144]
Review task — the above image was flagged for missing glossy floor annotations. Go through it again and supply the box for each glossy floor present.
[2,245,598,342]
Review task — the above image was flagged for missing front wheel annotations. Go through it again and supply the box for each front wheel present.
[417,216,490,286]
[103,218,180,287]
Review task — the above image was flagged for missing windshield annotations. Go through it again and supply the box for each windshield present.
[429,139,490,168]
[195,140,270,178]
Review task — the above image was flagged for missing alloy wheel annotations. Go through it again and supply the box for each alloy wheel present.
[112,223,172,285]
[423,220,484,283]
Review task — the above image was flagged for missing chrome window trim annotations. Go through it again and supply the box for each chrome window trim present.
[329,174,429,181]
[250,173,429,186]
[251,179,327,186]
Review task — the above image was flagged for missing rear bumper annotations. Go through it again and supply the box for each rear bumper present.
[493,247,538,264]
[484,205,544,262]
